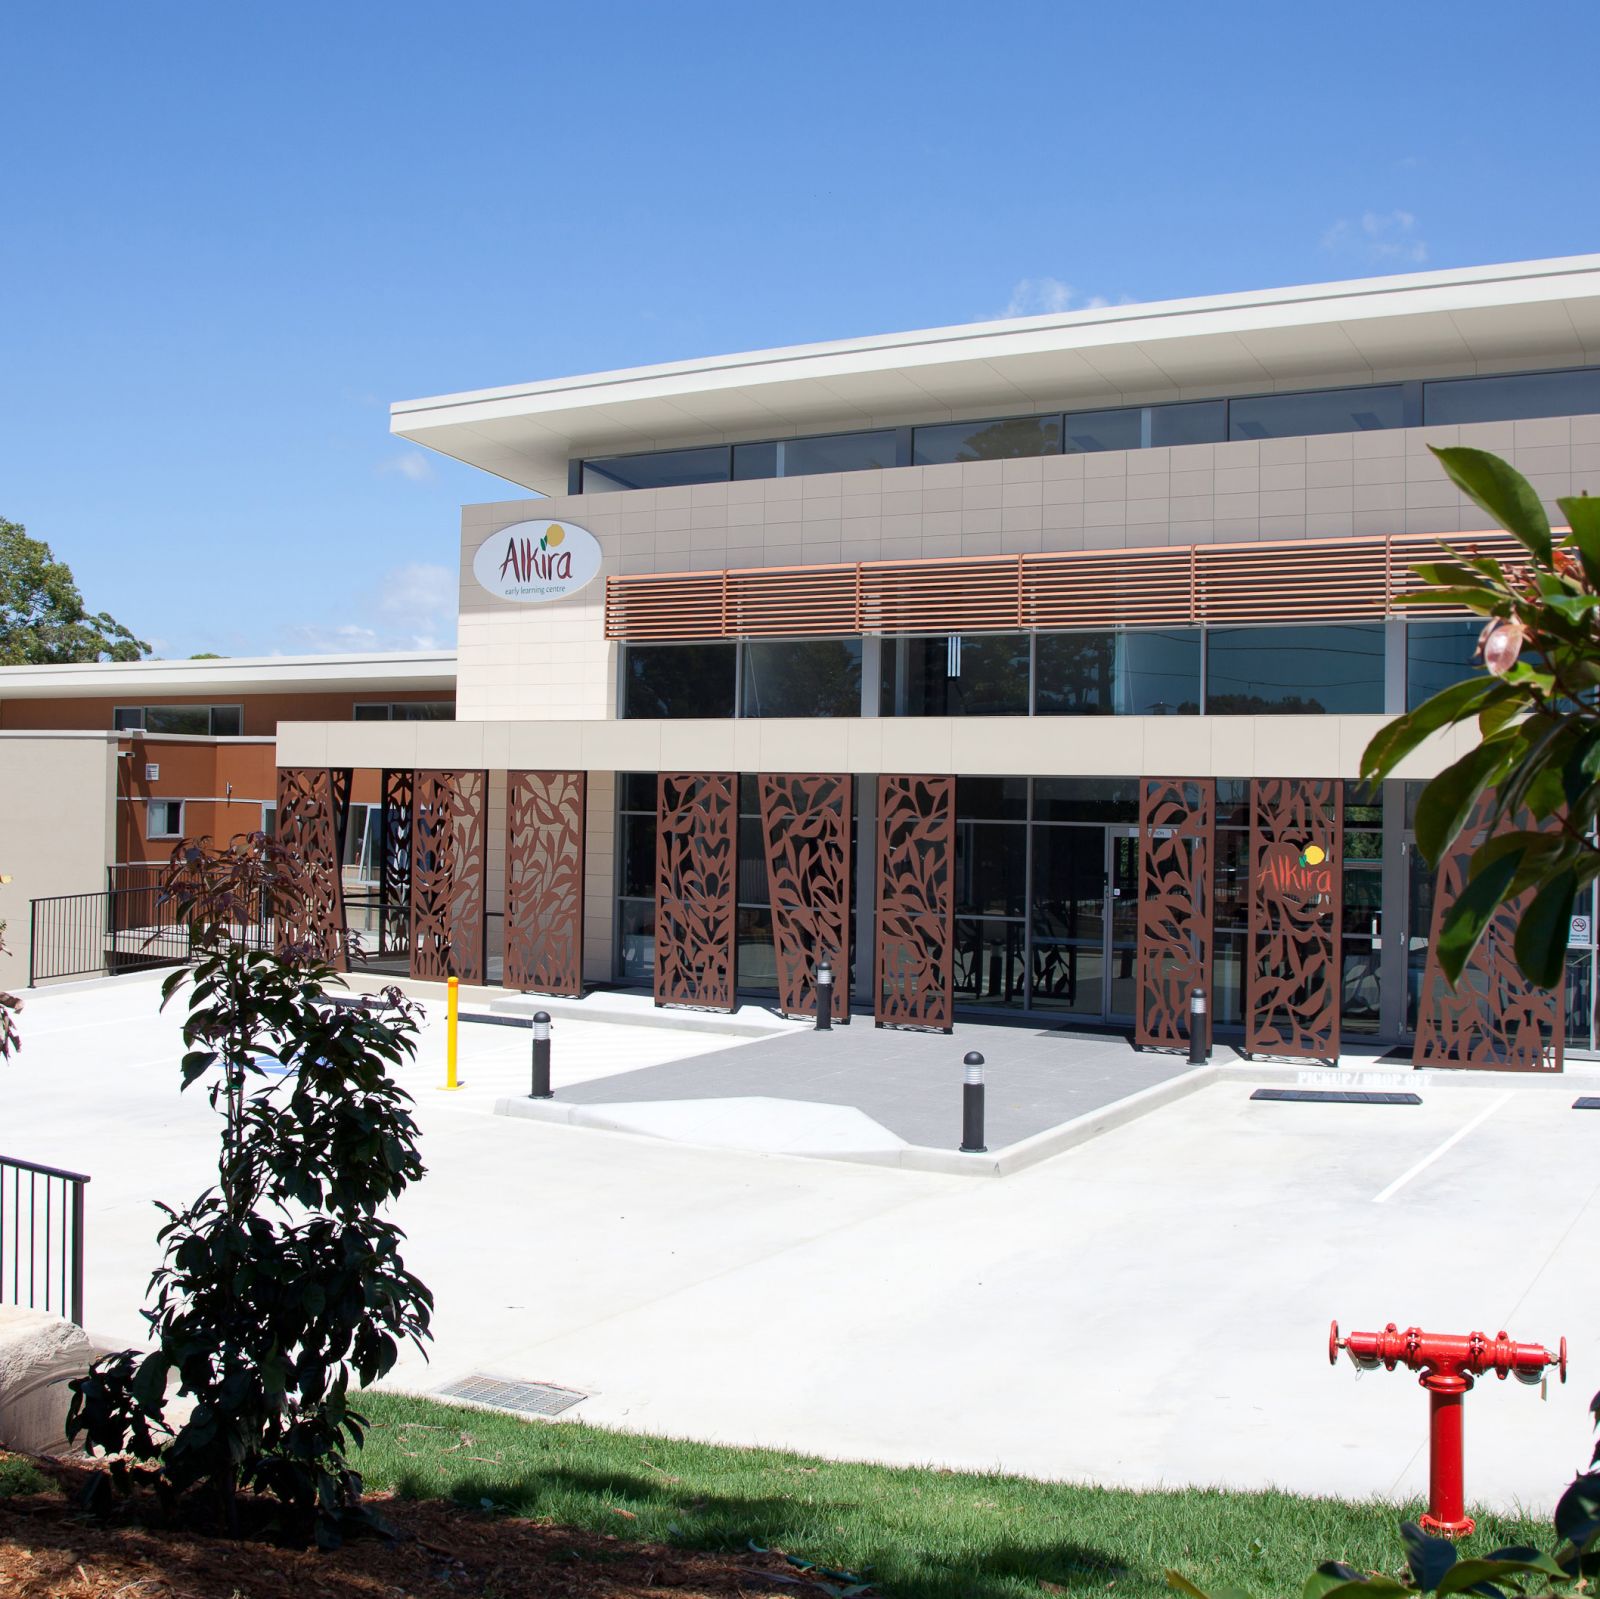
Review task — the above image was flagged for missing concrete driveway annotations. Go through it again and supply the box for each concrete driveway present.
[6,970,1598,1516]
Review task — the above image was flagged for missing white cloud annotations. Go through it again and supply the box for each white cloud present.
[278,562,456,654]
[992,278,1115,320]
[1321,209,1428,265]
[378,452,436,484]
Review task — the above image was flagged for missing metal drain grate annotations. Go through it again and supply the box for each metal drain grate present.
[1251,1088,1422,1106]
[1574,1097,1600,1110]
[436,1375,588,1417]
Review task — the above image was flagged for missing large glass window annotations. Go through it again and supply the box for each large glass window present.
[1407,619,1482,710]
[615,774,658,985]
[1425,366,1600,426]
[735,430,897,479]
[1062,408,1142,453]
[582,446,731,493]
[621,642,737,719]
[741,639,861,718]
[912,415,1061,465]
[1205,623,1385,714]
[880,633,1030,716]
[1228,385,1404,440]
[1149,401,1226,447]
[1034,629,1201,716]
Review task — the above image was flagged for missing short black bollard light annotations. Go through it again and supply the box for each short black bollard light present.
[529,1010,553,1099]
[815,954,834,1032]
[1188,986,1208,1066]
[960,1051,987,1153]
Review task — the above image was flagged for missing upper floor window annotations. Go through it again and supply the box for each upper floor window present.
[1205,623,1386,714]
[733,430,898,479]
[352,702,455,721]
[1407,619,1482,710]
[1228,385,1404,440]
[913,416,1061,465]
[115,704,242,736]
[582,445,731,494]
[147,798,184,839]
[1423,367,1600,426]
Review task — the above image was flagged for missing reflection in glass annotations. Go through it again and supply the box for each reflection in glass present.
[144,705,211,735]
[1228,386,1403,440]
[1062,408,1141,453]
[618,814,657,899]
[913,416,1061,465]
[1033,779,1140,825]
[622,642,737,718]
[880,633,1030,716]
[1205,624,1385,714]
[1407,620,1483,710]
[616,899,655,983]
[741,638,861,718]
[954,918,1026,1007]
[956,776,1028,820]
[1035,630,1201,715]
[583,446,731,492]
[1030,826,1104,943]
[955,822,1026,916]
[1149,401,1226,447]
[736,907,777,993]
[1425,367,1600,427]
[776,431,897,477]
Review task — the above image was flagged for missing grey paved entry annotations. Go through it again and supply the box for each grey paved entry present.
[553,1018,1210,1150]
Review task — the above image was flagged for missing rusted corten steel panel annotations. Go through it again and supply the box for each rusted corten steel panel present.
[875,775,955,1032]
[378,768,413,961]
[655,772,737,1011]
[274,767,348,971]
[1246,778,1343,1063]
[758,773,852,1021]
[604,531,1529,640]
[1136,778,1214,1052]
[410,770,488,984]
[1415,793,1564,1071]
[505,771,587,999]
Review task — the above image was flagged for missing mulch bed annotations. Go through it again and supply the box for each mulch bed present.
[0,1457,844,1599]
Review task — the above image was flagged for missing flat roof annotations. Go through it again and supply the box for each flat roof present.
[391,255,1600,494]
[0,650,458,700]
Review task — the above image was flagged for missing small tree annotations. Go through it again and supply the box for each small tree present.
[68,833,433,1545]
[1,516,150,664]
[1361,447,1600,988]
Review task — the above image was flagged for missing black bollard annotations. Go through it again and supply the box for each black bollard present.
[960,1050,987,1153]
[530,1010,553,1098]
[815,954,834,1032]
[1188,987,1208,1066]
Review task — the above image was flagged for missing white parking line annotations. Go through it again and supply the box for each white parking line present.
[1372,1091,1513,1204]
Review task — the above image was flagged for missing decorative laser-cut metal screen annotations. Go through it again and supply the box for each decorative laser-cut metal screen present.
[875,775,955,1031]
[378,768,413,960]
[410,770,487,983]
[1246,778,1343,1062]
[274,767,348,970]
[1414,794,1564,1071]
[655,772,737,1011]
[1136,777,1214,1051]
[505,770,587,998]
[758,773,852,1021]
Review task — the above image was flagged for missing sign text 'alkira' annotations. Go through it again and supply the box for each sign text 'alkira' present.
[472,519,603,604]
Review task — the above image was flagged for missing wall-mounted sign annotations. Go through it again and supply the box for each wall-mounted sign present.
[144,763,159,782]
[1571,914,1593,948]
[1259,840,1335,907]
[471,519,602,605]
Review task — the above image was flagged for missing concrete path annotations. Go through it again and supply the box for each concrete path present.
[6,970,1599,1517]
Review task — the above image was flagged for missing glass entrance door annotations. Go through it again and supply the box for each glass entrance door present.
[1106,827,1140,1021]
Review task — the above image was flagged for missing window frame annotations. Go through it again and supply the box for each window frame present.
[147,798,184,840]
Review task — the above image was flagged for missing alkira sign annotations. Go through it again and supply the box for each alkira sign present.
[472,519,603,604]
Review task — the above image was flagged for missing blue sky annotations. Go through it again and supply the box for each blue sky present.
[3,1,1597,658]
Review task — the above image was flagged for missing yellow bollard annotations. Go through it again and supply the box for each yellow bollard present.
[440,975,463,1090]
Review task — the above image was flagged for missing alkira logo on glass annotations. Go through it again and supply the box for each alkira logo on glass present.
[472,519,602,604]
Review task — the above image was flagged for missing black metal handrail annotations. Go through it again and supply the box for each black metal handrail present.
[0,1154,90,1326]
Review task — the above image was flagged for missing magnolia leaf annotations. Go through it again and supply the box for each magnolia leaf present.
[1437,849,1521,984]
[1413,740,1514,864]
[1431,446,1552,562]
[1556,498,1600,589]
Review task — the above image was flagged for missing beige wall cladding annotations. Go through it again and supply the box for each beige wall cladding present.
[0,734,119,989]
[283,715,1481,786]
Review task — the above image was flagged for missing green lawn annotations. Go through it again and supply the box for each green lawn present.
[354,1391,1551,1599]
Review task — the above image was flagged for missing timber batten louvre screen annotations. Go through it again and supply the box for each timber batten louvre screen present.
[274,767,349,970]
[655,772,737,1011]
[1415,794,1564,1071]
[1136,778,1214,1052]
[603,530,1530,641]
[409,769,488,984]
[758,773,852,1022]
[1246,778,1343,1063]
[505,770,587,998]
[875,775,955,1032]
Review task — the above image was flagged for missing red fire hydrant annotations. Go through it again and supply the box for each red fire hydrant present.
[1330,1321,1566,1538]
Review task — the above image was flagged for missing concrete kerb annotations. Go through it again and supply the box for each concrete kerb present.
[492,1051,1600,1178]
